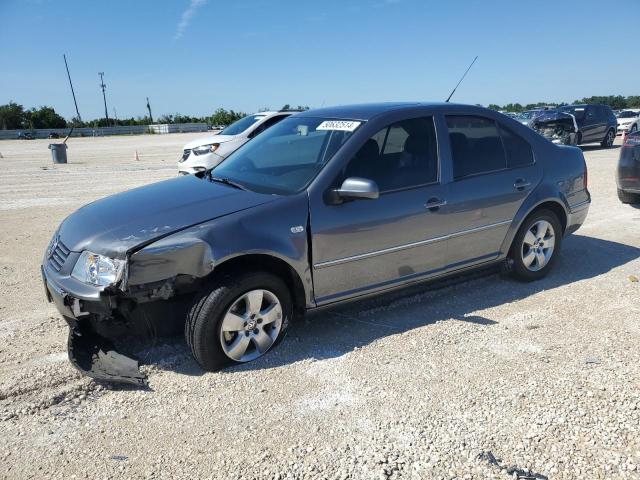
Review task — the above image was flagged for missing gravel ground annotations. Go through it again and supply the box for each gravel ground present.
[0,134,638,480]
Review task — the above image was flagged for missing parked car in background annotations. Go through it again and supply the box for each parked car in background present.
[626,117,640,136]
[616,110,639,135]
[48,132,60,139]
[178,111,295,174]
[17,131,34,140]
[556,104,617,147]
[42,102,590,384]
[617,130,640,204]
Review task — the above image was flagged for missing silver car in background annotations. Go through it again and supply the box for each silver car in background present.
[178,111,293,174]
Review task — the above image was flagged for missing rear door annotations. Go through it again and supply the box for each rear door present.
[444,115,541,266]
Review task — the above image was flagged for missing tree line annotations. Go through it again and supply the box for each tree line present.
[7,95,637,130]
[0,102,309,130]
[487,95,640,113]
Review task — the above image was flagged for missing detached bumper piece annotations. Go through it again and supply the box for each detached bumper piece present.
[68,322,147,387]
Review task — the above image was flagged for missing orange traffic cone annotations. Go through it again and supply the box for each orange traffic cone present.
[135,150,140,161]
[622,130,627,145]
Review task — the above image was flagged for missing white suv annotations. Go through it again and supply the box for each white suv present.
[178,111,293,174]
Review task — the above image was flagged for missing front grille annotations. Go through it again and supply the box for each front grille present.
[180,149,191,162]
[48,239,70,272]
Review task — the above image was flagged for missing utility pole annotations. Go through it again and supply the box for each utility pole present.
[98,72,110,125]
[146,97,153,124]
[63,54,82,124]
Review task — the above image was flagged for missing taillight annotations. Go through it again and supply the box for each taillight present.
[584,167,588,190]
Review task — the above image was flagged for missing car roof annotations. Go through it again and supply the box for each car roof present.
[295,102,478,121]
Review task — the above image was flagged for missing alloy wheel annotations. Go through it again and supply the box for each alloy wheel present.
[606,130,614,147]
[219,289,283,362]
[521,220,556,272]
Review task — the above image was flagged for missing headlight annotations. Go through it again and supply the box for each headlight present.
[192,144,219,156]
[71,251,125,286]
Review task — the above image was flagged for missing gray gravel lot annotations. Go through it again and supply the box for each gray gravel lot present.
[0,134,638,480]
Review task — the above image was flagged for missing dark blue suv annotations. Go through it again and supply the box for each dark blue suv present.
[556,104,617,147]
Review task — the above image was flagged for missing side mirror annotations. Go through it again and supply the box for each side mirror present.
[334,177,379,201]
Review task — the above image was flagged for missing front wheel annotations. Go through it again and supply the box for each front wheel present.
[601,128,615,148]
[508,210,562,282]
[185,272,292,371]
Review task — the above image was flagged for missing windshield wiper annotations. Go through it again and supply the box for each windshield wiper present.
[210,176,248,191]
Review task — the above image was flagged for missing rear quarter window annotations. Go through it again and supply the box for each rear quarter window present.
[498,124,534,168]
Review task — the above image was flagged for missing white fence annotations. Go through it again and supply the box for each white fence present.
[0,123,209,140]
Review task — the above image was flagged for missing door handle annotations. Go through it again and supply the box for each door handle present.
[513,179,531,190]
[424,198,447,211]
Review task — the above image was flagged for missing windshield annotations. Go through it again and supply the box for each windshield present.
[219,115,266,136]
[517,110,542,120]
[211,117,361,194]
[557,106,586,120]
[618,111,638,119]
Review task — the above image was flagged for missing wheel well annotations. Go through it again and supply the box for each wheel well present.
[528,201,567,234]
[212,254,307,314]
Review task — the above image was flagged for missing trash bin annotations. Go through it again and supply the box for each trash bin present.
[49,143,68,164]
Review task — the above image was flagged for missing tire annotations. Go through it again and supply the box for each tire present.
[185,271,292,371]
[601,128,615,148]
[617,188,640,205]
[508,210,563,282]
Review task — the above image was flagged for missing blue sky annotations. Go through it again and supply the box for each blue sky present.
[1,0,638,120]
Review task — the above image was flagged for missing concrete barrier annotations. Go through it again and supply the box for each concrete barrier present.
[0,123,209,140]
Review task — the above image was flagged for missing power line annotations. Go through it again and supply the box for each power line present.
[146,97,154,124]
[98,72,110,125]
[63,54,82,123]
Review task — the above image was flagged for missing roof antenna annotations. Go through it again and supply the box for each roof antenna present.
[445,56,478,103]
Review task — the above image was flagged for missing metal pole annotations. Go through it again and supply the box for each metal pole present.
[146,97,153,124]
[63,54,82,124]
[98,72,110,125]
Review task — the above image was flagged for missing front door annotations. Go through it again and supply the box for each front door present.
[581,106,602,143]
[443,115,541,266]
[309,116,450,304]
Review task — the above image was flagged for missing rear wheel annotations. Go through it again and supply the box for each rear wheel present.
[185,271,292,371]
[617,188,640,204]
[601,128,615,148]
[508,210,562,282]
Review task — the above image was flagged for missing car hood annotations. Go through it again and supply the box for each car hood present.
[58,175,276,258]
[184,134,237,149]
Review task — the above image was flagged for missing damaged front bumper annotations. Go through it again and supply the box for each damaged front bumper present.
[532,112,579,145]
[41,264,147,386]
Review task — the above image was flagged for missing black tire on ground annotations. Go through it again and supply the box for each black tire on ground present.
[185,271,292,371]
[601,128,615,148]
[508,209,563,282]
[617,188,640,205]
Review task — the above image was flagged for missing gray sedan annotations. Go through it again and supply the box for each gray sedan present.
[42,102,590,384]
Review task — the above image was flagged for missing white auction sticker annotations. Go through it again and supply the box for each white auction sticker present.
[316,120,361,132]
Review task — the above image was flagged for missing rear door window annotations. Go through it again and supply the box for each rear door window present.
[446,115,507,179]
